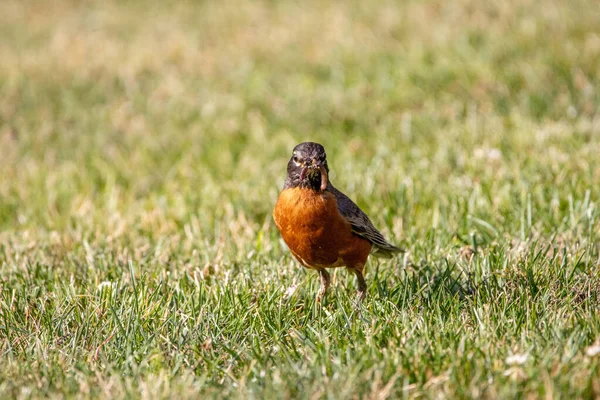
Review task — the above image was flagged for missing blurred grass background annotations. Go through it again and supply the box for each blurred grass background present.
[1,0,600,398]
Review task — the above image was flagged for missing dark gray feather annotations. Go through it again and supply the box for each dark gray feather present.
[328,185,403,258]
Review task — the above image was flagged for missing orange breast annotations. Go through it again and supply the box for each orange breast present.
[273,187,372,269]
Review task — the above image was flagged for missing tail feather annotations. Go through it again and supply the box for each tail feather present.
[371,243,404,258]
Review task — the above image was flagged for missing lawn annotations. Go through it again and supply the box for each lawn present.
[1,0,600,398]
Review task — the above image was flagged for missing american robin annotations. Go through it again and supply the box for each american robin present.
[273,142,402,300]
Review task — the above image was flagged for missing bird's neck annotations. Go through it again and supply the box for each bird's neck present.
[283,174,327,192]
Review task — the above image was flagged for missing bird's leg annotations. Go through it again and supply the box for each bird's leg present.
[352,268,367,301]
[316,269,330,302]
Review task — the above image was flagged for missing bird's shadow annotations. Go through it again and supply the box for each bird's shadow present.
[368,256,483,309]
[281,253,493,314]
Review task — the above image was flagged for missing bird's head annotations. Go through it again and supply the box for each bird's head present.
[285,142,329,191]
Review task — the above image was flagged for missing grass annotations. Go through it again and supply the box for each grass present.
[1,0,600,398]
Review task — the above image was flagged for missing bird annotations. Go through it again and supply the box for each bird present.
[273,142,402,301]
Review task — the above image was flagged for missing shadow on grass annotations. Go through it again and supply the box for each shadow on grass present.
[371,256,490,310]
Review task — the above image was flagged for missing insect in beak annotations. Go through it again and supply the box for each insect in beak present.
[300,160,328,191]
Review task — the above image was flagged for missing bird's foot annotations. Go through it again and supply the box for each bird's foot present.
[316,290,326,303]
[356,289,366,302]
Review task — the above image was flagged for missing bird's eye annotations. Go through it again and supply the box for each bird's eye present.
[293,156,300,163]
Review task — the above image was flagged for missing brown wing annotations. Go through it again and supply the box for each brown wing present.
[328,185,403,258]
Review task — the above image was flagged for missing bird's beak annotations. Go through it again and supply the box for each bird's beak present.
[300,159,328,191]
